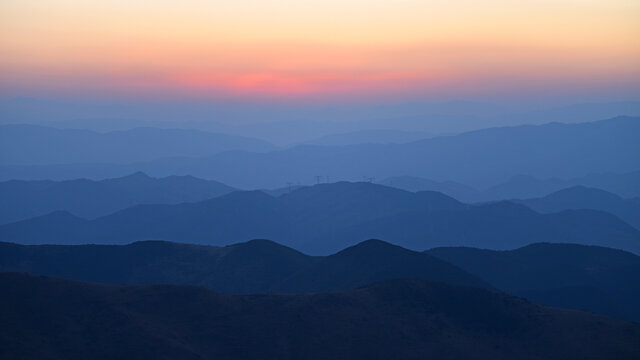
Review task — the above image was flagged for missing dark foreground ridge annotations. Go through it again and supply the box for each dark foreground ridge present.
[428,242,640,322]
[2,273,639,360]
[5,239,640,322]
[0,239,488,294]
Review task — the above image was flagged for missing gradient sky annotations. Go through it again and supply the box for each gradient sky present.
[1,0,639,103]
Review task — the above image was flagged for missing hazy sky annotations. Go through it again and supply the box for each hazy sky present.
[1,0,639,104]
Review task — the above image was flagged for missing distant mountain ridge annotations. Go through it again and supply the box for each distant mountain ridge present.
[380,179,640,229]
[0,172,235,224]
[1,116,637,188]
[0,124,277,165]
[1,181,638,254]
[516,186,640,230]
[485,171,640,200]
[4,98,639,142]
[382,170,640,202]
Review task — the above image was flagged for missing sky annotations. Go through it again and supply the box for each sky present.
[1,0,639,105]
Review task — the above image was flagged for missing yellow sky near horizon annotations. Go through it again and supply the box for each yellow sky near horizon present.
[1,0,639,100]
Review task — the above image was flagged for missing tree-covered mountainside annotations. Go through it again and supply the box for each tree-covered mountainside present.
[2,273,639,360]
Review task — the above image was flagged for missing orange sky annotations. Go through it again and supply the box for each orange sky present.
[1,0,639,101]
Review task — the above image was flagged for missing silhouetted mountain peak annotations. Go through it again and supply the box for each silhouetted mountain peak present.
[29,210,84,222]
[108,171,153,184]
[226,238,306,254]
[126,239,203,249]
[119,171,151,179]
[287,181,407,197]
[272,239,489,292]
[280,181,442,214]
[336,238,409,256]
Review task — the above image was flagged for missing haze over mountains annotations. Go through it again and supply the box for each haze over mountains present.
[483,171,640,200]
[4,0,640,356]
[2,112,639,359]
[4,170,639,228]
[516,186,640,230]
[0,124,277,165]
[3,181,639,255]
[301,129,434,146]
[382,170,640,202]
[3,98,639,143]
[0,172,235,224]
[1,117,638,189]
[379,178,640,230]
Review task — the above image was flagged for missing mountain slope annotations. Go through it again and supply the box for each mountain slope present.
[427,243,640,321]
[380,176,483,202]
[272,239,489,292]
[516,186,640,229]
[0,172,235,224]
[2,273,639,360]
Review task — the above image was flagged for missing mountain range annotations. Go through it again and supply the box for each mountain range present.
[485,171,640,200]
[2,272,639,360]
[516,186,640,230]
[0,172,235,224]
[2,181,638,254]
[4,238,639,323]
[5,170,639,230]
[4,98,639,143]
[1,117,638,189]
[5,171,638,230]
[382,170,640,202]
[0,239,487,294]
